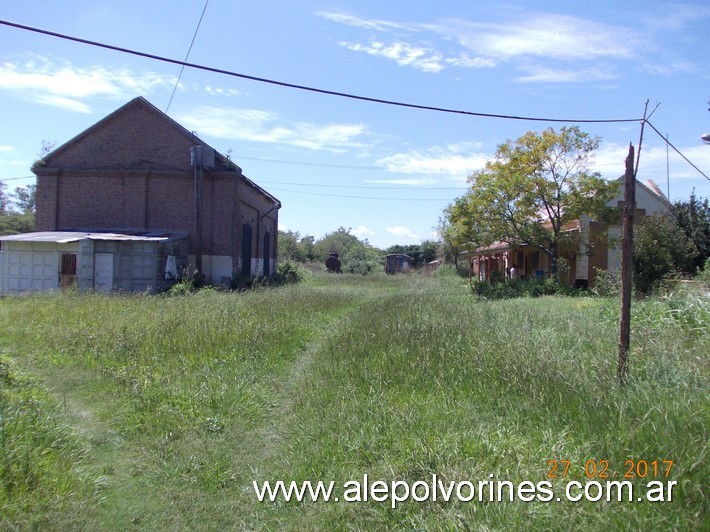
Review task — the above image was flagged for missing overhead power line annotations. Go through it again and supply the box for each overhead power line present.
[267,187,454,202]
[0,19,643,124]
[258,180,467,190]
[646,120,709,182]
[165,0,209,114]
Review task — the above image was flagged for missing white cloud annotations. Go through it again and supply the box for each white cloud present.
[516,66,618,83]
[364,177,442,186]
[0,56,175,113]
[0,145,16,153]
[431,15,638,62]
[317,12,415,32]
[594,142,710,184]
[205,85,243,97]
[446,54,496,69]
[351,225,375,239]
[175,105,369,151]
[377,142,489,179]
[641,61,695,76]
[324,10,646,81]
[339,41,445,73]
[386,226,419,239]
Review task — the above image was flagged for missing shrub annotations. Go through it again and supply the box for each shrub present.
[167,268,198,295]
[633,213,697,295]
[432,263,463,278]
[591,267,621,297]
[470,277,576,300]
[274,261,304,285]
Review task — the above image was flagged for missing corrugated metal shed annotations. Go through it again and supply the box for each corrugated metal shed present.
[1,230,189,295]
[0,230,188,244]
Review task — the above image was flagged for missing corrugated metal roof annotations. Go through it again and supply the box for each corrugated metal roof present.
[0,230,188,244]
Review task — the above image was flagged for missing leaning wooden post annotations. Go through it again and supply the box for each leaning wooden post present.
[618,143,635,385]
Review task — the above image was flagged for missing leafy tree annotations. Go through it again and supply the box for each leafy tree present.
[278,230,305,262]
[632,213,697,295]
[671,191,710,273]
[314,227,383,274]
[449,127,619,276]
[385,241,439,268]
[278,231,317,263]
[314,227,363,261]
[419,240,439,265]
[0,180,9,215]
[298,234,316,262]
[440,194,496,266]
[12,184,36,213]
[0,212,35,235]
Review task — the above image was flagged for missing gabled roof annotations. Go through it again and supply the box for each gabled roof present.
[34,96,280,208]
[611,176,670,207]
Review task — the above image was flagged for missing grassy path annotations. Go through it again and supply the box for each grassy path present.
[1,274,708,530]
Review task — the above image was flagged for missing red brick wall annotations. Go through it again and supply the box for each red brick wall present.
[33,98,280,268]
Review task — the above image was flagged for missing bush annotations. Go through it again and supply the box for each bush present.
[694,258,710,292]
[274,261,304,285]
[470,277,576,300]
[432,263,463,278]
[633,213,697,295]
[167,268,198,295]
[591,267,621,297]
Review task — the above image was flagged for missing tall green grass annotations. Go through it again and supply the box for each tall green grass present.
[0,273,707,529]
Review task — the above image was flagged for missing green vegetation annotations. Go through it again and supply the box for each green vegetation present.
[0,180,36,235]
[279,227,442,274]
[442,127,619,277]
[633,212,697,295]
[671,191,710,274]
[1,274,707,529]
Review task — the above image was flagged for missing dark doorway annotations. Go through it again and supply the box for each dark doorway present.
[241,223,252,276]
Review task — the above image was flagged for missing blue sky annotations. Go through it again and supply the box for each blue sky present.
[1,1,708,248]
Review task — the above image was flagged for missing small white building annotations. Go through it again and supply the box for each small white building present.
[0,230,187,295]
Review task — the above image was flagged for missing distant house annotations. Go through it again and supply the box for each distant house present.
[468,178,670,287]
[0,97,280,295]
[385,253,413,274]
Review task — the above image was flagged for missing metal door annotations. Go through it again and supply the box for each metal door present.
[94,253,114,292]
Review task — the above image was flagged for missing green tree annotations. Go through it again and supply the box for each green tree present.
[0,180,9,214]
[298,234,316,262]
[385,241,440,269]
[633,212,697,294]
[314,227,383,274]
[0,212,35,235]
[440,194,496,267]
[278,230,305,262]
[450,127,619,277]
[278,231,317,263]
[12,184,36,213]
[671,191,710,273]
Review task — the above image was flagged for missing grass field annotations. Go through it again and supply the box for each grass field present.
[1,272,708,530]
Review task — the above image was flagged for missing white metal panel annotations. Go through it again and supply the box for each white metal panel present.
[94,253,114,292]
[607,226,623,272]
[0,250,57,294]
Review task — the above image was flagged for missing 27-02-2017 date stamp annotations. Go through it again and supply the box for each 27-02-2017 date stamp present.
[547,459,674,480]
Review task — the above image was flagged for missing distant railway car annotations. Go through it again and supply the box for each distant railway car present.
[385,253,413,274]
[325,252,342,273]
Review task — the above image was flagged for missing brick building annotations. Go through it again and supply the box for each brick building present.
[467,178,669,286]
[1,97,280,294]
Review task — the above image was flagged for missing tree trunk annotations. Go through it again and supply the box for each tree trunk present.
[549,241,559,276]
[618,143,635,385]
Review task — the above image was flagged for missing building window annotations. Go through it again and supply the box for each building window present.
[60,253,77,288]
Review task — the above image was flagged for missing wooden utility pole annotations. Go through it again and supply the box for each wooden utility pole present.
[618,143,635,385]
